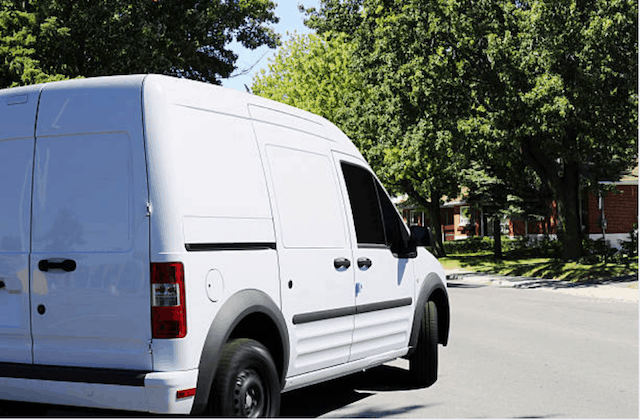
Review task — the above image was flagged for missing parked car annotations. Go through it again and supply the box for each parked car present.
[0,75,449,417]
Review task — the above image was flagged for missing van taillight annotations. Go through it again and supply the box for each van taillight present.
[151,262,186,339]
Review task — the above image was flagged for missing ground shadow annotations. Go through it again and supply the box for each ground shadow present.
[281,364,431,417]
[447,281,486,289]
[349,364,430,392]
[513,274,639,289]
[349,403,430,418]
[280,375,373,417]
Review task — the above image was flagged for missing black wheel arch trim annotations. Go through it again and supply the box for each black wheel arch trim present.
[406,273,450,357]
[190,289,289,415]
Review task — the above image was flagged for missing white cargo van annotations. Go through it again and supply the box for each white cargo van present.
[0,75,449,417]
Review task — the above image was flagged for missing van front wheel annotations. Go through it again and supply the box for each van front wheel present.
[212,339,280,417]
[409,300,438,387]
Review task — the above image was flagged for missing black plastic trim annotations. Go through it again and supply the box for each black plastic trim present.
[292,297,413,325]
[356,297,412,314]
[191,289,289,415]
[0,363,148,386]
[292,307,356,325]
[406,273,450,358]
[185,242,276,252]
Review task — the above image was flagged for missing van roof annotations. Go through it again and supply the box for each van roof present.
[7,74,361,155]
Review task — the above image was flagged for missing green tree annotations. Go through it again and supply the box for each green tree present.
[252,32,363,123]
[305,0,491,256]
[307,0,638,260]
[475,0,638,259]
[0,1,66,87]
[1,0,280,87]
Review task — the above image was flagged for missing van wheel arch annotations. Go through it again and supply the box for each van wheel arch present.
[191,289,289,415]
[406,273,450,359]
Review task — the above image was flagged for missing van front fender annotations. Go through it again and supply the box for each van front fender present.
[190,289,289,414]
[406,273,450,357]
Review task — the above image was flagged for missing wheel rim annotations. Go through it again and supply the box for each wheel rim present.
[233,368,267,417]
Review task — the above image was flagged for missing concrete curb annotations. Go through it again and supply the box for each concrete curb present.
[445,270,639,302]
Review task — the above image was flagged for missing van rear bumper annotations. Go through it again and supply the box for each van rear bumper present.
[0,363,198,414]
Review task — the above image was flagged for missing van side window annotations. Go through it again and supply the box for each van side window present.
[340,162,386,246]
[375,181,411,253]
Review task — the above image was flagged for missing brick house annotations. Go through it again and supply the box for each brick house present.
[398,166,637,248]
[585,166,638,247]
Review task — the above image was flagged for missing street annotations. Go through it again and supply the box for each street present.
[2,279,638,418]
[280,280,638,418]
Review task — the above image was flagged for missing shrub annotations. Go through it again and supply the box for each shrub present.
[443,237,493,254]
[581,237,618,264]
[443,235,560,257]
[620,225,638,257]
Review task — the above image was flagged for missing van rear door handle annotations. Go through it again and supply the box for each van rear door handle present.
[38,259,77,272]
[357,257,372,270]
[333,258,351,270]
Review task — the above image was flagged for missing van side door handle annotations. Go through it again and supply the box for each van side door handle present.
[333,258,351,270]
[357,257,372,270]
[38,259,77,272]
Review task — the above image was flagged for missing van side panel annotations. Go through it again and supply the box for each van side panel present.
[142,76,280,373]
[0,85,41,364]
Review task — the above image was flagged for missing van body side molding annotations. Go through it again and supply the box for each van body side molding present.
[185,242,276,252]
[0,363,148,386]
[292,297,413,325]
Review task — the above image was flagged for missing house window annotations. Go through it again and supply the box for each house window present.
[442,208,454,225]
[410,210,424,226]
[460,206,472,226]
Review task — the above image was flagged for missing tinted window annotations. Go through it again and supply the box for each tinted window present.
[376,181,410,252]
[341,162,386,246]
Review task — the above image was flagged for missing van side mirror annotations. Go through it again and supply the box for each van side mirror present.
[410,226,432,247]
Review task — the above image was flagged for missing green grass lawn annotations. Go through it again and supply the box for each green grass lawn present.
[440,252,638,282]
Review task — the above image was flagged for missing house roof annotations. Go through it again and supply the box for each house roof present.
[618,165,639,184]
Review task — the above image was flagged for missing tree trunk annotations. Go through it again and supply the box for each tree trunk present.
[553,163,583,260]
[521,137,584,260]
[426,197,446,257]
[492,217,502,259]
[401,182,447,257]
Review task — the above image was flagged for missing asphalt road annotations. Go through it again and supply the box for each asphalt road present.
[280,282,638,418]
[2,281,638,418]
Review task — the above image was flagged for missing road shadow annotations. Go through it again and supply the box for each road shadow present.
[447,281,485,289]
[348,403,430,418]
[281,364,430,417]
[513,274,638,290]
[280,375,373,417]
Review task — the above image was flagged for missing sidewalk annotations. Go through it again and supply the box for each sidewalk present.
[445,269,639,303]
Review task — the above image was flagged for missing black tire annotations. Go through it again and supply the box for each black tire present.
[409,300,439,387]
[211,338,280,417]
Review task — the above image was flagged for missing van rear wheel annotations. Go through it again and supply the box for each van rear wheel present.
[212,338,280,417]
[409,300,438,387]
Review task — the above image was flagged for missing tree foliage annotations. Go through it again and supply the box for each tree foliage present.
[303,0,497,256]
[0,0,280,88]
[304,0,637,259]
[465,0,638,259]
[252,32,363,124]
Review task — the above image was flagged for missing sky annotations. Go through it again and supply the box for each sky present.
[220,1,320,93]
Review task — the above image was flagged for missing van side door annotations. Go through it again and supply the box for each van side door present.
[333,153,415,362]
[252,115,355,378]
[0,86,41,364]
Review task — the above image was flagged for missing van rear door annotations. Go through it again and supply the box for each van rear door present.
[29,79,153,370]
[0,86,41,364]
